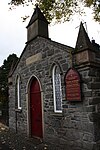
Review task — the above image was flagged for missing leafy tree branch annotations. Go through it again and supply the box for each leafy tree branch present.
[9,0,100,23]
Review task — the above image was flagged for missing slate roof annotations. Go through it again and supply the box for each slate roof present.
[26,5,49,28]
[75,22,93,52]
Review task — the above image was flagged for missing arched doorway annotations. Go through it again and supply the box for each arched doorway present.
[30,77,43,138]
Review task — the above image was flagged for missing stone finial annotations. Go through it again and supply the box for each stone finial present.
[27,5,49,28]
[26,5,49,42]
[75,22,93,52]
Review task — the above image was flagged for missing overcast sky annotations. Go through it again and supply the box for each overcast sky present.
[0,1,100,66]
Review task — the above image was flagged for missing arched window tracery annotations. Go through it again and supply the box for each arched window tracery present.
[52,65,62,113]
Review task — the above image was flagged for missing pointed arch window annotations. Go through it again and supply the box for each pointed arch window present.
[16,75,21,109]
[52,65,62,113]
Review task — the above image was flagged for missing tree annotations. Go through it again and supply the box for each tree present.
[0,54,18,125]
[9,0,100,23]
[0,54,18,124]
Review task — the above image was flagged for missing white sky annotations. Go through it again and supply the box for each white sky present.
[0,1,100,66]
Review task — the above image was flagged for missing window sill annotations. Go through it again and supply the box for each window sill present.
[15,108,22,113]
[50,112,63,117]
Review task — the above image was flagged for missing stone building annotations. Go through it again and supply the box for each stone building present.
[8,5,100,150]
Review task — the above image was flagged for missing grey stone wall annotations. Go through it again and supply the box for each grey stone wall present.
[71,47,100,149]
[9,36,72,137]
[9,36,100,150]
[44,68,95,150]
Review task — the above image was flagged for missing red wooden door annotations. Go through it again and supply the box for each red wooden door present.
[30,78,43,138]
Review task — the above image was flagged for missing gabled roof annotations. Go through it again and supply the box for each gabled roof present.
[75,22,93,51]
[8,37,73,77]
[26,5,49,28]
